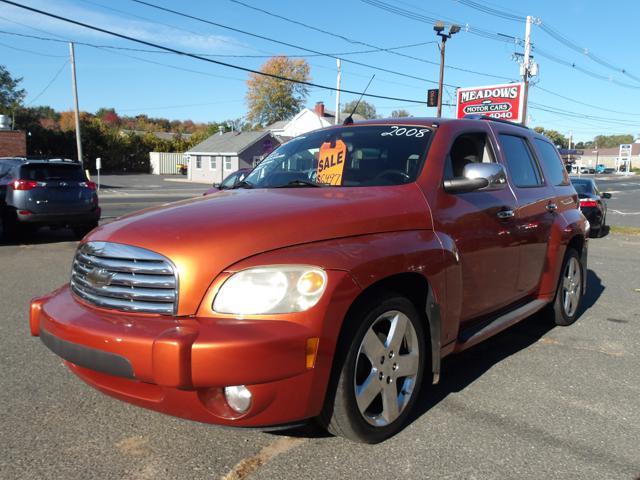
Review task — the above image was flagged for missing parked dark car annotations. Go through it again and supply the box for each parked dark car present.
[570,176,610,236]
[0,158,100,241]
[203,168,251,195]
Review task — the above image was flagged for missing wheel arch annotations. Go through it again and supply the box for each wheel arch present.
[339,272,442,385]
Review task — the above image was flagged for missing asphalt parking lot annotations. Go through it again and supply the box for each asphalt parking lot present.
[1,175,639,479]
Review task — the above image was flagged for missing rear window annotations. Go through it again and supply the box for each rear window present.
[570,179,593,195]
[244,125,432,188]
[20,164,85,181]
[534,139,569,186]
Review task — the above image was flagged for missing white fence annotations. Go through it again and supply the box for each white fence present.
[149,152,186,175]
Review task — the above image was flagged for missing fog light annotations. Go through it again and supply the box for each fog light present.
[224,385,252,414]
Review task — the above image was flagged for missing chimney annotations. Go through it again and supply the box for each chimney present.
[314,101,325,117]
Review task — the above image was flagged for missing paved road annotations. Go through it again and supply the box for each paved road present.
[97,174,209,219]
[1,228,639,477]
[590,174,640,228]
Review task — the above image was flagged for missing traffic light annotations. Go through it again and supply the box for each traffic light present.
[427,89,439,107]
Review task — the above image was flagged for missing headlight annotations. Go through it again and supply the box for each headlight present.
[213,266,328,315]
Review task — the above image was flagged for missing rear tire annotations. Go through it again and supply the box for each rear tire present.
[0,208,18,243]
[319,295,427,443]
[550,248,583,326]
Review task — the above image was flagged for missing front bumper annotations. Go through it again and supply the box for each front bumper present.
[30,273,359,427]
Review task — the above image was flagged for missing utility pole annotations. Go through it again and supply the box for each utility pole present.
[434,22,460,118]
[335,58,341,125]
[521,15,535,126]
[69,42,83,166]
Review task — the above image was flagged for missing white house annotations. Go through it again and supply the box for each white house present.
[267,102,338,139]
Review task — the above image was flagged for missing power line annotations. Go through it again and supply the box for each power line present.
[360,0,522,44]
[26,60,69,106]
[228,0,514,82]
[0,28,437,60]
[128,0,454,87]
[0,39,66,57]
[533,46,640,90]
[0,0,434,105]
[530,102,640,128]
[0,29,430,92]
[532,84,640,117]
[538,22,640,84]
[450,0,640,84]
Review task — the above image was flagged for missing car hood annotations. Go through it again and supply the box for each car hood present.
[86,184,431,315]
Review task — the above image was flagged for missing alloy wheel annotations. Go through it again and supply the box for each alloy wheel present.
[353,310,420,427]
[562,256,581,317]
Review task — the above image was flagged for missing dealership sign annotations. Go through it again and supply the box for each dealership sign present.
[456,83,525,123]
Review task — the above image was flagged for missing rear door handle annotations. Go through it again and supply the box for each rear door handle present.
[546,203,558,213]
[497,209,515,219]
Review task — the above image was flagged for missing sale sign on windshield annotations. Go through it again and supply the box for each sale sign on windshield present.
[456,82,524,123]
[317,139,347,185]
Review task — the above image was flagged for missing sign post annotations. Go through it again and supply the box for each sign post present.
[456,83,525,123]
[618,144,632,175]
[96,157,101,192]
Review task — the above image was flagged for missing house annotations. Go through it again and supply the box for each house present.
[266,102,366,139]
[185,130,281,184]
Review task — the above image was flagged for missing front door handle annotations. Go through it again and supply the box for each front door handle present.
[497,209,515,219]
[546,203,558,213]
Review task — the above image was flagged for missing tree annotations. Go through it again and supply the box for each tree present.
[0,65,26,113]
[533,127,568,148]
[390,109,412,118]
[593,134,634,148]
[342,100,377,119]
[246,56,311,126]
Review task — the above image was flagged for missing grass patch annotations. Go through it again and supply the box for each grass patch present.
[610,225,640,236]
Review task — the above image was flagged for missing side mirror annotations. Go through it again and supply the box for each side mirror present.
[443,163,507,194]
[602,192,612,199]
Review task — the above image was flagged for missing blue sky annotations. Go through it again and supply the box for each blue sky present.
[1,0,639,141]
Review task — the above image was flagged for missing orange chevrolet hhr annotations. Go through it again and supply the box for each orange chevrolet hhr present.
[30,117,588,443]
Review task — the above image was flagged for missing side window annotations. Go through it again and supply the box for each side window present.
[533,139,569,186]
[221,171,243,188]
[499,134,543,188]
[444,132,495,180]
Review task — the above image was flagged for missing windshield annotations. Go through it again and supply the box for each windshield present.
[20,164,85,181]
[243,125,432,188]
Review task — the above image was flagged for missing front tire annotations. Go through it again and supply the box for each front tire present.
[550,248,583,326]
[320,295,427,443]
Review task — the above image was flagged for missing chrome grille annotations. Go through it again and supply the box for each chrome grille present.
[70,242,178,315]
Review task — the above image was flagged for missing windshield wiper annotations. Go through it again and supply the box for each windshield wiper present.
[232,180,254,189]
[274,179,323,188]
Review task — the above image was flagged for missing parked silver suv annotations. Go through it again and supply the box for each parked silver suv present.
[0,158,100,241]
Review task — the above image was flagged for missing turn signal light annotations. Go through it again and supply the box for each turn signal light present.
[306,337,320,369]
[11,179,39,190]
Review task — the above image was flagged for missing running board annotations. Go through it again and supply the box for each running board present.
[454,299,548,352]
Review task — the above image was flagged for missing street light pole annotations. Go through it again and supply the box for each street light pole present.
[69,42,83,166]
[436,37,446,118]
[434,22,460,118]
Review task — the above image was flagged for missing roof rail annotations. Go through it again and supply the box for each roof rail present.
[463,114,529,130]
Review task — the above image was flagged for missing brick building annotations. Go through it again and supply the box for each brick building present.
[0,130,27,157]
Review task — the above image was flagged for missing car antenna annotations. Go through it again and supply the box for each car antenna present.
[343,74,375,125]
